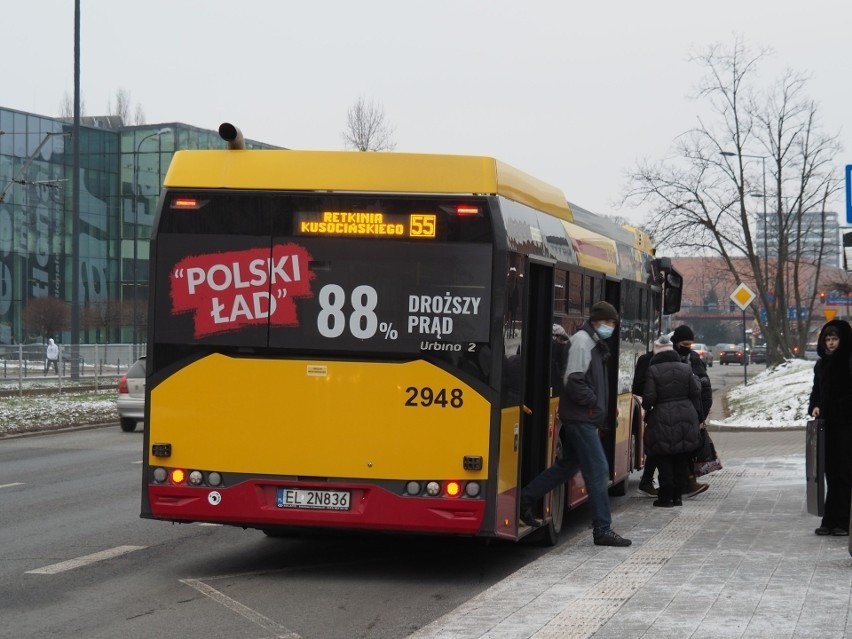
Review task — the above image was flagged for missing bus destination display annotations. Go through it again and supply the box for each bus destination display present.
[296,211,437,239]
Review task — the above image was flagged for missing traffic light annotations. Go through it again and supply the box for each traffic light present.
[819,291,826,303]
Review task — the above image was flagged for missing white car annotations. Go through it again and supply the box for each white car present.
[691,343,713,367]
[117,356,146,432]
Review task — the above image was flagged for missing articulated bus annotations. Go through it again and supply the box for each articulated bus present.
[141,124,682,544]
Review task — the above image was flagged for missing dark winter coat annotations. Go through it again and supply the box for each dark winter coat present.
[808,319,852,428]
[679,348,712,422]
[634,346,712,422]
[642,350,702,456]
[559,322,610,428]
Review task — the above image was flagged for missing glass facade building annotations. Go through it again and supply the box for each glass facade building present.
[0,106,276,345]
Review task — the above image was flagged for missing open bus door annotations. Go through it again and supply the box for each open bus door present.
[603,278,629,495]
[516,258,563,543]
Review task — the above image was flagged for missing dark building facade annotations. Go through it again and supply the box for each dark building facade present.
[0,106,275,344]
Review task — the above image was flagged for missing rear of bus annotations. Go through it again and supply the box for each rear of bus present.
[141,148,502,537]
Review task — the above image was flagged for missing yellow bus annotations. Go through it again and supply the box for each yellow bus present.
[141,124,682,544]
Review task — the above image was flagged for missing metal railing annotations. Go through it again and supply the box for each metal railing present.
[0,343,145,395]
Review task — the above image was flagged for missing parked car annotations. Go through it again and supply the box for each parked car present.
[117,356,146,432]
[749,345,767,364]
[691,343,713,367]
[717,343,745,365]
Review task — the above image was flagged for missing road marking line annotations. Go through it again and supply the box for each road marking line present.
[26,545,145,575]
[0,482,25,489]
[181,578,301,639]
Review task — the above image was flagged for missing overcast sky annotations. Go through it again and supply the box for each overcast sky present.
[3,1,850,222]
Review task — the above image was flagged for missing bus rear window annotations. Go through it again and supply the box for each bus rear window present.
[159,192,493,243]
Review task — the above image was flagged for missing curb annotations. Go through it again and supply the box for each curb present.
[706,420,806,432]
[0,420,119,440]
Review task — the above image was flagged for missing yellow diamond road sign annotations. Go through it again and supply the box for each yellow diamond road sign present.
[730,283,756,311]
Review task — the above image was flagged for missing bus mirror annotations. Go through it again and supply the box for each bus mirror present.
[662,266,683,314]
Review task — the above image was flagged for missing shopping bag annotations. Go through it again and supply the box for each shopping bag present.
[694,457,723,477]
[693,428,717,463]
[692,428,722,477]
[806,418,825,517]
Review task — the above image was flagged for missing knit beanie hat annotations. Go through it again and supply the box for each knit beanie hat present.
[589,301,619,323]
[671,325,695,344]
[653,335,674,354]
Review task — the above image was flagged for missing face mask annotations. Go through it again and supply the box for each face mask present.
[676,345,692,357]
[596,325,615,339]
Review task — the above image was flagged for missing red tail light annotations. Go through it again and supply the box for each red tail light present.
[118,375,128,394]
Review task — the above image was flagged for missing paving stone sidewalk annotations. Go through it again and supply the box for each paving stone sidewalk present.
[409,439,851,639]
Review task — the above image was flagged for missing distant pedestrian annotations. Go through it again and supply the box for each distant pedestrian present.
[641,335,702,507]
[520,301,632,547]
[44,338,59,375]
[808,319,852,536]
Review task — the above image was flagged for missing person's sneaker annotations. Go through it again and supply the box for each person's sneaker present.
[637,482,657,497]
[815,526,832,536]
[652,499,673,508]
[831,528,849,536]
[594,530,632,547]
[519,508,542,528]
[685,480,709,498]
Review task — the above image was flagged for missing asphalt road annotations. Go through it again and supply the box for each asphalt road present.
[1,381,798,639]
[0,427,569,639]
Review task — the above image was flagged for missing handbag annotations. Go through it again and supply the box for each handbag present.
[805,418,825,517]
[692,427,723,477]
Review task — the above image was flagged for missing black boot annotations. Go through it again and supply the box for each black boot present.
[653,486,673,508]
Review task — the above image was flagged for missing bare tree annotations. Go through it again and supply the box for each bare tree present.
[23,297,70,341]
[108,88,132,122]
[133,103,146,125]
[625,37,842,363]
[342,97,396,151]
[58,91,86,118]
[81,300,122,343]
[105,88,146,125]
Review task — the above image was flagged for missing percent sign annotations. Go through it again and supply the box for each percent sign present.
[379,321,399,339]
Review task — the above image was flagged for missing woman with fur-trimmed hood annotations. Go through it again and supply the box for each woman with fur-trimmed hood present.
[642,335,702,507]
[808,319,852,536]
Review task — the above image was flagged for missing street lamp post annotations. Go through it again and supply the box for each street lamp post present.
[131,128,171,356]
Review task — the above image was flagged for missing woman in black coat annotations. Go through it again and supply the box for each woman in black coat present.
[642,336,702,507]
[808,319,852,536]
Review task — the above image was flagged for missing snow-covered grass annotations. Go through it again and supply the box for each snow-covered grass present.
[0,390,118,436]
[0,358,818,437]
[714,358,814,429]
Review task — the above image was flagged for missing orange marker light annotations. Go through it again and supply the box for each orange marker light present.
[172,197,199,209]
[445,481,462,497]
[456,206,479,216]
[171,469,186,484]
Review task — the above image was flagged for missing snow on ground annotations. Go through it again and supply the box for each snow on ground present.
[0,359,818,436]
[0,390,118,436]
[712,358,815,429]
